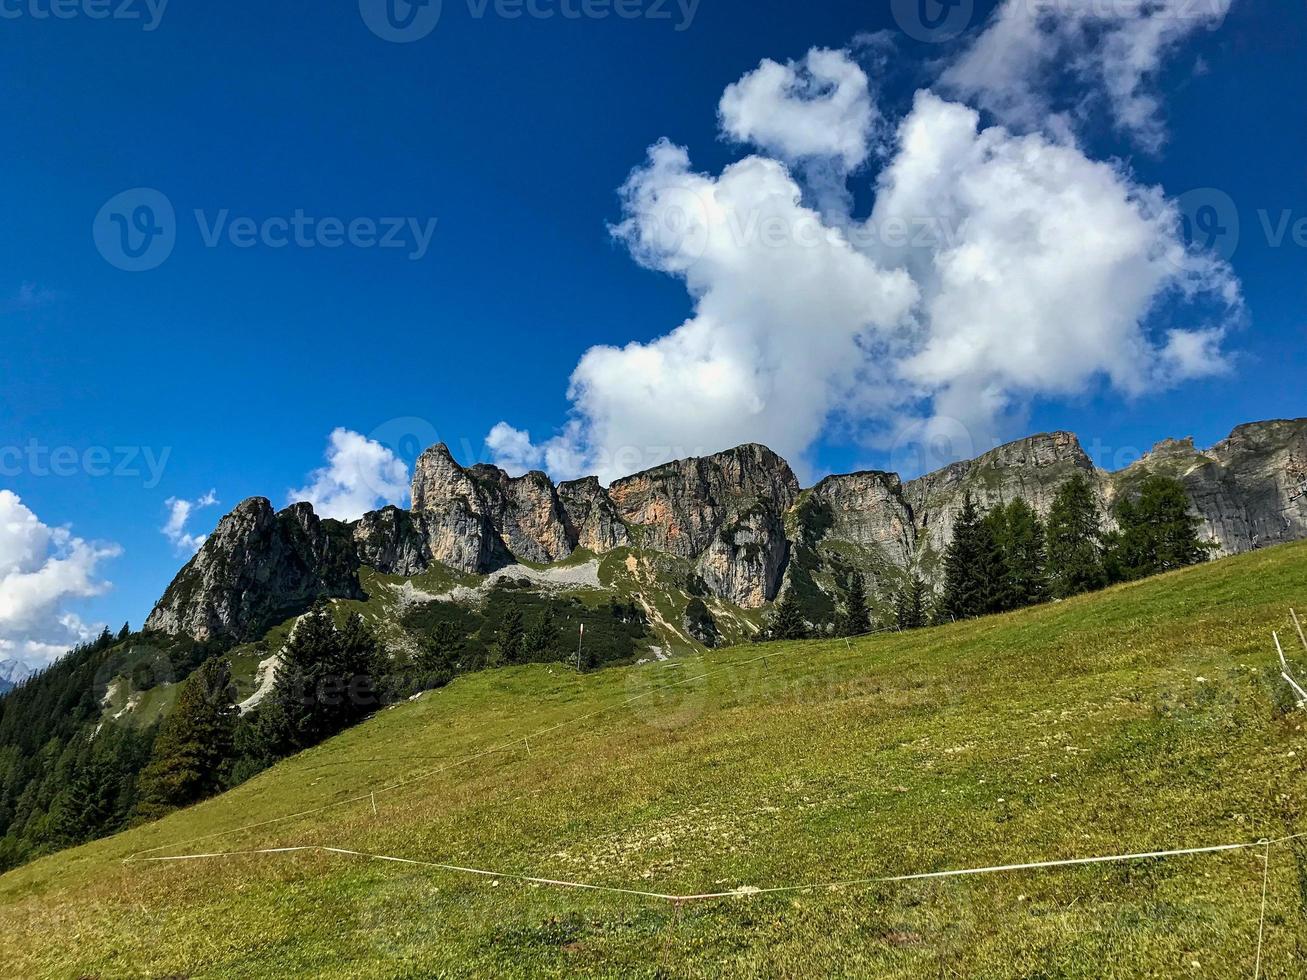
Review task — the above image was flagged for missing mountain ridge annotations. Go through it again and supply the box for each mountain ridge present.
[144,418,1307,645]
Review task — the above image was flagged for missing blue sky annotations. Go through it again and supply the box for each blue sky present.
[1,0,1304,674]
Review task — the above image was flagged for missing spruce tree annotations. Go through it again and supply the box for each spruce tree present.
[266,598,368,752]
[135,657,237,818]
[335,613,382,729]
[769,589,808,641]
[992,499,1050,609]
[1108,475,1210,580]
[1046,473,1107,599]
[524,607,556,658]
[494,606,525,664]
[895,576,929,630]
[940,494,1008,620]
[838,572,872,637]
[415,621,461,687]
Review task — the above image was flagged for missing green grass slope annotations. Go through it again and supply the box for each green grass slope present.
[5,544,1307,978]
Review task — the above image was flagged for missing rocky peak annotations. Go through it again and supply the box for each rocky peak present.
[466,464,573,564]
[145,498,362,642]
[608,444,800,558]
[558,476,631,554]
[904,432,1100,557]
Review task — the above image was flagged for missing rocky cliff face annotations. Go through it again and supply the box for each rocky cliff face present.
[605,444,800,605]
[144,498,363,642]
[1110,421,1307,556]
[558,477,631,553]
[146,419,1307,643]
[904,432,1099,560]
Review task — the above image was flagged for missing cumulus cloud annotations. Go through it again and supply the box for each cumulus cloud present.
[719,48,878,170]
[162,490,219,554]
[288,428,410,521]
[491,26,1242,483]
[940,0,1233,152]
[865,90,1239,445]
[0,491,121,676]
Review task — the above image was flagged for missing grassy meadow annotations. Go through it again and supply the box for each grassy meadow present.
[4,543,1307,977]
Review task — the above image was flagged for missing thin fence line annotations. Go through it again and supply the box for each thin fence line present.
[126,833,1306,906]
[124,649,779,861]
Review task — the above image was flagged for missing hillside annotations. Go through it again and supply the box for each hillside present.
[3,543,1307,977]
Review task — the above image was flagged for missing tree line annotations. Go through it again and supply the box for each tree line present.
[761,473,1211,640]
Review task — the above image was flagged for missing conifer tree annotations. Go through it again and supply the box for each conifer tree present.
[939,494,1009,620]
[335,612,382,729]
[769,589,808,641]
[415,621,461,687]
[1108,475,1211,580]
[838,572,872,637]
[494,606,525,664]
[135,657,237,818]
[524,607,556,658]
[268,603,378,749]
[991,499,1050,608]
[1046,473,1107,599]
[895,576,929,631]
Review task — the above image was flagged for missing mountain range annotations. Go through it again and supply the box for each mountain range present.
[144,418,1307,650]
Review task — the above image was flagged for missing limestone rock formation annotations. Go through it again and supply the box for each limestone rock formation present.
[144,498,363,642]
[904,432,1099,559]
[558,477,631,553]
[352,506,431,577]
[145,419,1307,644]
[607,445,799,605]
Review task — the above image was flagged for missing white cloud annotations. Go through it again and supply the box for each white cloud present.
[288,428,410,521]
[162,490,219,555]
[940,0,1233,152]
[491,27,1241,483]
[0,490,121,675]
[719,48,878,171]
[865,90,1239,445]
[485,423,544,476]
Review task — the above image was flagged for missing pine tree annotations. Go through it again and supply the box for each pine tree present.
[524,607,556,658]
[769,589,808,641]
[493,606,525,664]
[1046,473,1107,599]
[895,576,929,630]
[135,657,237,818]
[838,572,872,637]
[414,621,461,687]
[991,499,1050,609]
[939,494,1008,621]
[1108,475,1211,580]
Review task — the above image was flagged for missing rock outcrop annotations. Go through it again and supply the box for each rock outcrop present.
[1111,420,1307,556]
[607,445,800,605]
[145,419,1307,643]
[558,477,631,553]
[144,498,363,642]
[409,444,503,573]
[352,506,431,577]
[904,432,1099,558]
[466,465,572,564]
